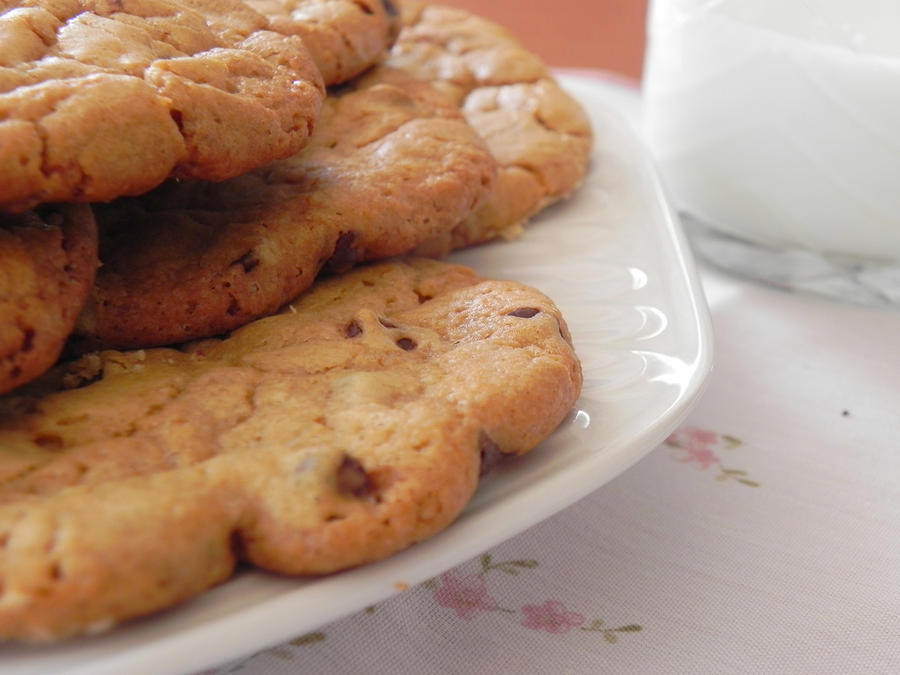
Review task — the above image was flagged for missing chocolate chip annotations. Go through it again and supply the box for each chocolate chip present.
[381,0,398,16]
[478,431,504,476]
[20,328,34,352]
[33,434,64,451]
[396,337,416,351]
[232,251,260,273]
[328,80,356,97]
[226,296,240,316]
[228,530,245,559]
[336,454,375,498]
[345,320,362,337]
[507,307,540,318]
[169,108,184,131]
[324,231,361,273]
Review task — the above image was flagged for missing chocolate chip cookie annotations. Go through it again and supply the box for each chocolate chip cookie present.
[0,205,97,395]
[0,257,582,641]
[70,68,496,351]
[247,0,401,84]
[0,0,324,212]
[384,1,594,255]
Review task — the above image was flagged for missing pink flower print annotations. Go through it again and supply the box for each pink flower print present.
[433,569,500,619]
[674,444,720,470]
[666,426,717,450]
[682,426,718,447]
[665,427,759,485]
[521,600,585,634]
[666,426,721,469]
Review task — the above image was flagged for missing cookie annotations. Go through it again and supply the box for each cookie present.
[70,68,496,351]
[0,205,97,395]
[383,1,593,255]
[0,257,582,641]
[0,0,324,212]
[247,0,400,85]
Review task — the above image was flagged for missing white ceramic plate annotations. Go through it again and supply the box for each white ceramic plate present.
[0,75,713,675]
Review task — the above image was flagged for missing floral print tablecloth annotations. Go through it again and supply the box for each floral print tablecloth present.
[194,80,900,675]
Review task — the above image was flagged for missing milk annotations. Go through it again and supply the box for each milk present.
[643,0,900,262]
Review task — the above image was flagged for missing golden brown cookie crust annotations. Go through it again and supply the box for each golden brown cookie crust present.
[247,0,401,85]
[0,0,324,212]
[70,68,496,351]
[0,257,582,641]
[387,1,594,255]
[0,204,97,394]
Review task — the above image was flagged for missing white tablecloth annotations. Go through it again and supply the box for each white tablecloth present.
[194,73,900,675]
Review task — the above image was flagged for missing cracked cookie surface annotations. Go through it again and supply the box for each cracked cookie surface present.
[246,0,401,85]
[70,67,496,351]
[383,1,593,255]
[0,205,97,394]
[0,257,582,641]
[0,0,324,212]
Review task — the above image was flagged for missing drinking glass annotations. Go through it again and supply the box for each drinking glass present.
[643,0,900,305]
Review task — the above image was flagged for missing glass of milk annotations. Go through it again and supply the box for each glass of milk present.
[643,0,900,305]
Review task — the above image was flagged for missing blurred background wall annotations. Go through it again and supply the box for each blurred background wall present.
[432,0,649,80]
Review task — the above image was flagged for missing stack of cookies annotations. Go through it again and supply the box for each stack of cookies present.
[0,0,592,641]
